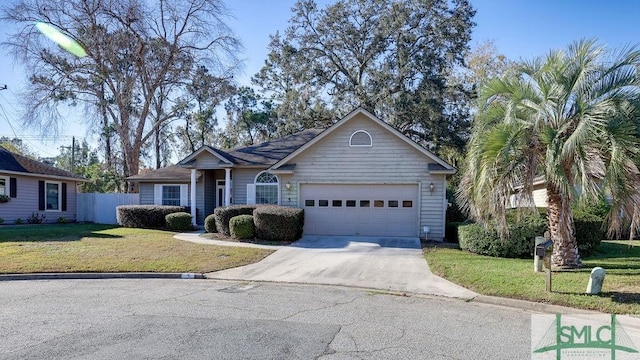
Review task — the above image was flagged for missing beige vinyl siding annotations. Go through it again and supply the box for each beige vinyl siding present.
[510,183,548,208]
[532,187,547,207]
[0,174,79,224]
[284,113,447,239]
[195,175,205,224]
[203,170,218,220]
[232,168,265,205]
[192,152,229,169]
[139,182,191,206]
[279,175,297,207]
[139,183,154,205]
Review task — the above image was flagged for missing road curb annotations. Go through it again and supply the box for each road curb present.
[471,294,599,314]
[0,272,205,281]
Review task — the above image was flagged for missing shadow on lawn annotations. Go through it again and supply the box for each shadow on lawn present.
[0,223,122,242]
[602,292,640,304]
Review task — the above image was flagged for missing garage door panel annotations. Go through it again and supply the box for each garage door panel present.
[301,184,418,237]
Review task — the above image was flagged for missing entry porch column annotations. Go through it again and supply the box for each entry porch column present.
[190,169,197,225]
[224,168,231,206]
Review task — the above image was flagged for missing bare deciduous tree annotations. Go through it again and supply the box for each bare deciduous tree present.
[2,0,241,191]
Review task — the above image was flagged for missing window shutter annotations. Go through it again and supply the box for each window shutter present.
[38,181,45,211]
[154,184,162,205]
[180,184,189,206]
[61,183,67,211]
[246,184,256,205]
[9,177,16,198]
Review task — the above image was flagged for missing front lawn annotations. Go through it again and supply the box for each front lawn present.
[424,240,640,314]
[0,224,274,274]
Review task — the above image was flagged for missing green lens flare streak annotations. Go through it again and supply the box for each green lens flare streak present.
[35,22,86,57]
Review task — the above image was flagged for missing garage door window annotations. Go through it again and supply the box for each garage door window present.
[255,171,279,205]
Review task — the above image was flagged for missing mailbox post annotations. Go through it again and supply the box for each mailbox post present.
[535,240,554,292]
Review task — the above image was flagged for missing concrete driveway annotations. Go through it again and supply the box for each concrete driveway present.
[207,236,478,300]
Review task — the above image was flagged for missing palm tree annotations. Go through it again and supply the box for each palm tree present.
[458,39,640,268]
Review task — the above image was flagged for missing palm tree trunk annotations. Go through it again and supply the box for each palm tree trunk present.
[547,186,581,268]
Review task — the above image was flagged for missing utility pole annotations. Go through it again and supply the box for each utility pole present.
[71,136,76,173]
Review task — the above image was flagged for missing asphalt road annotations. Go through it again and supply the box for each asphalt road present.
[0,279,532,359]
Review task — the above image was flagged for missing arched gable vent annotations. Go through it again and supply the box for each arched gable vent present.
[349,130,372,147]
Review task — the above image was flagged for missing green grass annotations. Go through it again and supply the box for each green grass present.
[0,224,274,273]
[424,240,640,314]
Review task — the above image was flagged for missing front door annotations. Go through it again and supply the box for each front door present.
[217,180,225,207]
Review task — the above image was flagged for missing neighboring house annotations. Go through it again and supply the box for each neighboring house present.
[0,146,86,223]
[128,108,456,240]
[510,176,548,208]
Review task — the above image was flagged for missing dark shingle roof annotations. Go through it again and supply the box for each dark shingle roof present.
[226,128,325,166]
[0,146,85,180]
[126,165,199,181]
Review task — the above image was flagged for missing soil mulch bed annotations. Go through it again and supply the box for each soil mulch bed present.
[200,232,295,246]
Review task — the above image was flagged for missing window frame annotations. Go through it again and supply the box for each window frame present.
[161,185,182,206]
[349,130,373,147]
[45,181,62,211]
[154,184,188,206]
[0,176,8,197]
[254,171,280,205]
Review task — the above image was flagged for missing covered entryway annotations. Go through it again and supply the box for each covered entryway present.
[300,184,419,237]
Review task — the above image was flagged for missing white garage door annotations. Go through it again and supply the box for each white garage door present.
[300,184,419,237]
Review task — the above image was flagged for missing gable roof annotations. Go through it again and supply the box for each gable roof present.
[177,146,235,167]
[270,108,456,173]
[226,128,325,166]
[126,165,200,182]
[0,146,86,181]
[176,128,325,167]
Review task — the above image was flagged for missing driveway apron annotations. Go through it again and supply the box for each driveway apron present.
[207,236,477,300]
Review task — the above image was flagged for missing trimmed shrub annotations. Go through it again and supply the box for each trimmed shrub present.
[214,205,257,236]
[204,214,217,233]
[253,205,304,242]
[230,215,255,239]
[165,212,193,231]
[459,210,604,258]
[117,205,189,229]
[458,214,547,258]
[574,211,604,256]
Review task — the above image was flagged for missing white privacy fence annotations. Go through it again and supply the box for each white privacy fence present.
[77,193,139,224]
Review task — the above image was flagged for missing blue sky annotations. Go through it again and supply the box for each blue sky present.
[1,0,640,158]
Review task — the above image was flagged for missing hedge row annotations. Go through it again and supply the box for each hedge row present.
[117,205,189,229]
[458,211,604,258]
[209,205,304,242]
[253,205,304,242]
[213,205,257,236]
[458,216,547,258]
[230,215,255,239]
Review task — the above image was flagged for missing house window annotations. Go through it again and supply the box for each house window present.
[255,171,279,205]
[0,177,7,196]
[154,184,188,206]
[46,181,61,211]
[162,185,181,206]
[349,130,372,147]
